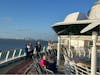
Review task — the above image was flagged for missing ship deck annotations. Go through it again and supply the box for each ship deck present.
[0,49,100,74]
[0,57,33,74]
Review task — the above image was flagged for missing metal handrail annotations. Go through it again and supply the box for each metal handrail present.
[64,59,100,75]
[63,48,100,75]
[0,49,26,65]
[0,46,49,65]
[75,64,100,75]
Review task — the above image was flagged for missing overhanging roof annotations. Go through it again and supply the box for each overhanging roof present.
[52,20,96,27]
[52,23,89,35]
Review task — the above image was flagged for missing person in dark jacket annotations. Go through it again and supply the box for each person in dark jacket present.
[25,43,34,59]
[35,41,41,58]
[25,44,29,59]
[46,55,57,73]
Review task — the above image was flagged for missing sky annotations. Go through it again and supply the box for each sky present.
[0,0,96,40]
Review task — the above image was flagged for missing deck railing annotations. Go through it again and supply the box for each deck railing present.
[75,63,100,75]
[0,46,49,65]
[0,49,26,65]
[63,47,100,75]
[64,57,100,75]
[65,47,100,59]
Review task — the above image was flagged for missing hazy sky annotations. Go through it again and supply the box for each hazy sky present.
[0,0,95,40]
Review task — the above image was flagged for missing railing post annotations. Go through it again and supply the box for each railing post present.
[83,48,86,57]
[68,35,71,57]
[6,51,10,61]
[57,36,61,66]
[43,46,45,53]
[70,50,73,58]
[23,49,26,56]
[19,49,22,57]
[76,47,78,56]
[0,52,1,58]
[79,48,81,57]
[12,50,16,59]
[88,49,91,58]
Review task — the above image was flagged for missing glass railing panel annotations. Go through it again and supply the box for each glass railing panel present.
[14,49,20,57]
[20,49,25,55]
[0,51,7,61]
[8,50,14,59]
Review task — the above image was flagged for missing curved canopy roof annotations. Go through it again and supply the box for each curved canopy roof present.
[88,0,100,19]
[52,0,100,35]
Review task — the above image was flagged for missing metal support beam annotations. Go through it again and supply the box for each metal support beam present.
[57,36,61,66]
[91,32,97,75]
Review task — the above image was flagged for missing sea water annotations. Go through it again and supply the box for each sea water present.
[0,39,48,51]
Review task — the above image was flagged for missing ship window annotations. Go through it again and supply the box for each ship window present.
[89,41,93,47]
[61,39,65,44]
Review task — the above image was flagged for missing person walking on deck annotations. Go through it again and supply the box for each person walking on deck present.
[28,43,34,58]
[47,40,55,57]
[25,44,29,59]
[35,41,41,58]
[25,43,34,59]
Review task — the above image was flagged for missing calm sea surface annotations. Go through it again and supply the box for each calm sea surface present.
[0,39,48,51]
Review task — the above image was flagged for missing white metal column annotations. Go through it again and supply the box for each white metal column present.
[57,36,61,66]
[91,32,97,75]
[68,35,71,57]
[0,52,1,58]
[6,51,10,61]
